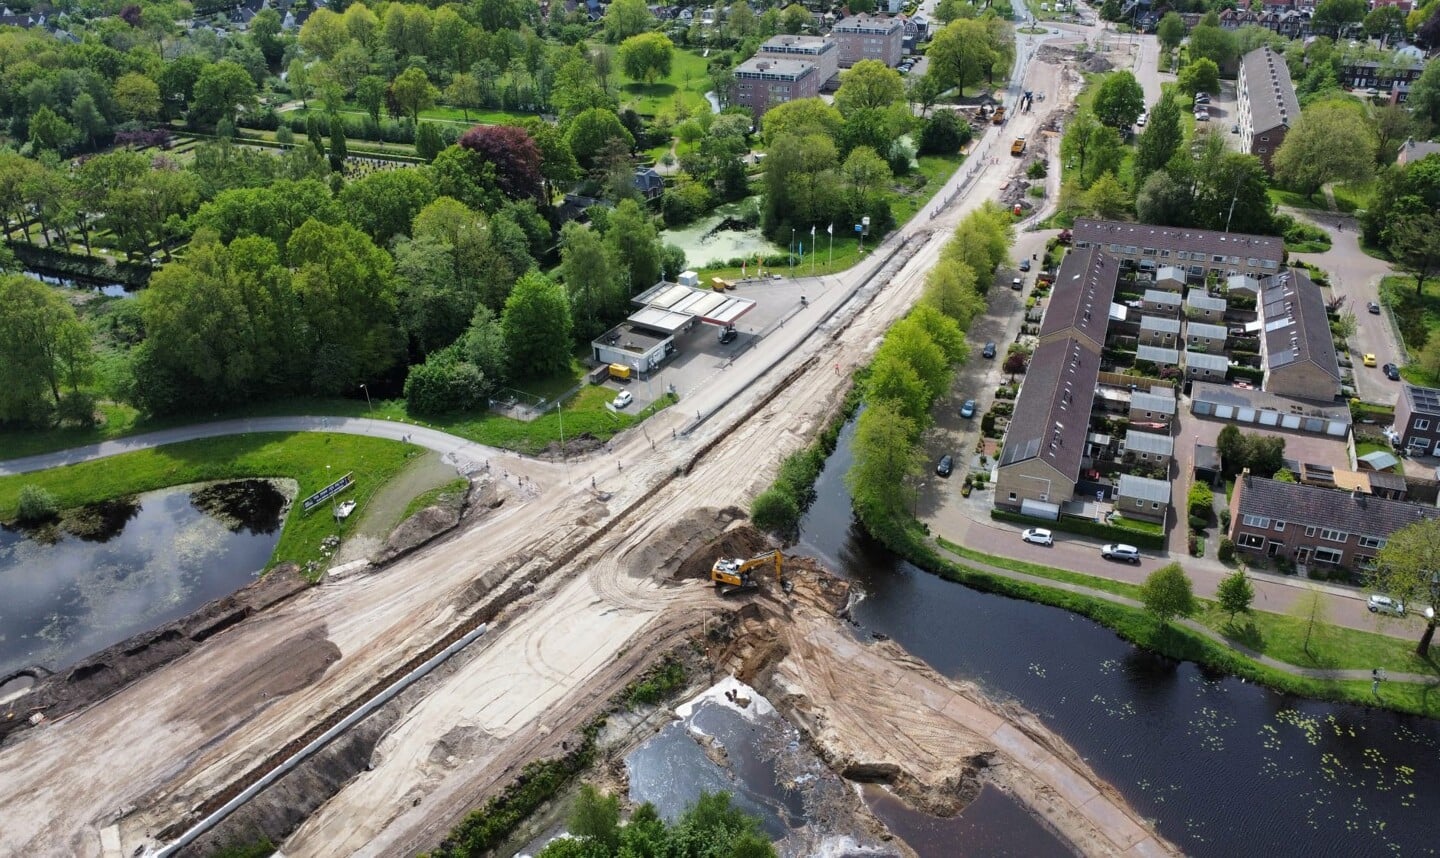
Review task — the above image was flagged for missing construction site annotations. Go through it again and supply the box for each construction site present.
[0,30,1182,858]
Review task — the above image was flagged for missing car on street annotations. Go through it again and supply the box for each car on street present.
[1368,301,1381,314]
[1384,363,1401,380]
[1019,259,1031,272]
[982,342,997,359]
[1101,544,1141,564]
[1231,124,1240,134]
[719,325,737,344]
[1022,527,1054,546]
[960,399,976,418]
[935,454,954,477]
[1363,353,1377,367]
[1011,276,1024,290]
[613,391,634,409]
[1368,594,1405,616]
[1194,92,1210,102]
[1137,112,1148,127]
[1194,111,1209,122]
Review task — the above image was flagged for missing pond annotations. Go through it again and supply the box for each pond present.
[23,268,130,298]
[659,199,784,270]
[796,417,1440,857]
[0,480,286,681]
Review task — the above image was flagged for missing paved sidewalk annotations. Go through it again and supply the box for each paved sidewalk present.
[933,540,1439,685]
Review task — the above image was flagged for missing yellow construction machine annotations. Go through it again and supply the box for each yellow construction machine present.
[710,549,789,596]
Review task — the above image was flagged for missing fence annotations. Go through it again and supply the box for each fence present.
[1097,371,1175,391]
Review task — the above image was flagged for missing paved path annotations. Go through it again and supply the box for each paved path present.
[0,416,507,478]
[933,540,1439,686]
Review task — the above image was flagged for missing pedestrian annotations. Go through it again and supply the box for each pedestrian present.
[591,476,596,489]
[618,461,623,472]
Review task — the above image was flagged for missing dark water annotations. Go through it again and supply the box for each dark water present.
[798,417,1440,857]
[0,481,284,678]
[862,784,1070,858]
[22,269,129,298]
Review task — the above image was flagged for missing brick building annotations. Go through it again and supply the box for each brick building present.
[1393,383,1440,455]
[757,34,839,88]
[730,57,821,117]
[1237,46,1300,171]
[1071,219,1284,280]
[832,14,904,68]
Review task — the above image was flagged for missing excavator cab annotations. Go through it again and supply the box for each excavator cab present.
[710,550,789,596]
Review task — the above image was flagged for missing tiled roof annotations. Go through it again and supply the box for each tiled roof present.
[1041,246,1119,350]
[1240,46,1300,135]
[1074,219,1283,265]
[1259,267,1339,382]
[997,336,1097,479]
[1118,473,1171,503]
[1235,474,1440,536]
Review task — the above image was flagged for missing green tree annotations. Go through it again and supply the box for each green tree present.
[415,122,445,163]
[502,271,573,380]
[339,168,438,246]
[1288,584,1331,657]
[1085,172,1131,219]
[27,106,74,154]
[299,7,349,60]
[1157,12,1187,50]
[356,75,388,124]
[917,109,970,155]
[288,219,401,394]
[1134,90,1183,181]
[403,345,490,416]
[1274,100,1376,200]
[606,198,662,297]
[760,98,844,145]
[846,399,922,532]
[566,107,634,170]
[114,72,162,122]
[1408,60,1440,128]
[618,32,674,83]
[328,118,348,172]
[560,220,619,339]
[1217,570,1255,621]
[392,67,439,123]
[780,3,813,34]
[926,19,994,95]
[604,0,653,41]
[444,72,484,120]
[191,60,258,127]
[867,351,931,426]
[1092,71,1145,129]
[1374,517,1440,655]
[1363,4,1406,38]
[835,60,905,115]
[1140,562,1196,625]
[1188,24,1238,71]
[0,275,93,423]
[1176,58,1220,96]
[1389,212,1440,295]
[1313,0,1366,27]
[921,257,986,328]
[15,485,59,522]
[570,785,621,851]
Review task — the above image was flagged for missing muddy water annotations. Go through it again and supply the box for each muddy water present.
[798,417,1440,856]
[861,784,1069,857]
[0,481,284,678]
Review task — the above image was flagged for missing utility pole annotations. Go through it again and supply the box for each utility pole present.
[359,383,373,415]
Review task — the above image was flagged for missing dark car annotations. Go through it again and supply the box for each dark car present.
[719,325,737,344]
[960,399,977,418]
[1368,301,1381,314]
[1019,259,1032,272]
[935,454,954,477]
[982,342,997,359]
[1384,363,1401,380]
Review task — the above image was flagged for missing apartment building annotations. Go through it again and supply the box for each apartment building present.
[832,14,904,68]
[730,57,821,117]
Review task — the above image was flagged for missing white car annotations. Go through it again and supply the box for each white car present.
[1194,111,1210,122]
[1136,113,1148,127]
[1022,528,1054,546]
[1368,594,1405,616]
[613,391,634,409]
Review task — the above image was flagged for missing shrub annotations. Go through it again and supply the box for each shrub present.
[403,349,492,416]
[750,487,800,534]
[15,485,59,523]
[1217,537,1236,563]
[1219,508,1231,529]
[1188,514,1207,530]
[1027,159,1048,179]
[1186,482,1213,517]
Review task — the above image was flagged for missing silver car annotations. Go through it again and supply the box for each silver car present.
[1101,544,1140,564]
[1368,594,1405,616]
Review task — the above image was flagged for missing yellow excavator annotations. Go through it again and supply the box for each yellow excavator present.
[710,549,789,596]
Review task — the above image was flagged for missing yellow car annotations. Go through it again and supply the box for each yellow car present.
[1363,353,1377,367]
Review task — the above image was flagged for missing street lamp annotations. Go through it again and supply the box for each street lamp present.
[359,383,373,416]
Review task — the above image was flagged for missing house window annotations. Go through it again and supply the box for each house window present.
[1212,255,1226,263]
[1135,498,1144,508]
[1411,437,1432,450]
[1320,528,1348,542]
[1260,135,1269,142]
[1275,521,1286,531]
[1238,533,1265,548]
[1258,147,1268,153]
[1416,419,1430,430]
[1009,492,1017,501]
[1242,514,1270,527]
[1153,501,1161,509]
[1305,526,1317,537]
[1357,536,1386,549]
[1313,547,1343,564]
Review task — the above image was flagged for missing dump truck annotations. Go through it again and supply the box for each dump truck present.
[711,277,731,292]
[991,106,1006,125]
[710,549,789,596]
[1011,136,1026,156]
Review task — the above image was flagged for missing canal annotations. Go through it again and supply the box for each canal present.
[796,417,1440,856]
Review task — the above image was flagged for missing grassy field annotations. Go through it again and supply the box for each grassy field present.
[0,433,418,574]
[697,153,965,282]
[282,102,539,128]
[0,361,662,462]
[400,477,470,521]
[610,47,713,117]
[1331,179,1375,214]
[1268,187,1329,211]
[1382,274,1440,384]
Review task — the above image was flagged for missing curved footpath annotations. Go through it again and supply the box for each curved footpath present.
[934,541,1437,685]
[0,416,500,478]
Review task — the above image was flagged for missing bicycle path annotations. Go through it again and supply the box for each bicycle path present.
[934,541,1439,686]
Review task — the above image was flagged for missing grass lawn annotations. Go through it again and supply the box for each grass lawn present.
[939,538,1144,599]
[1381,274,1440,383]
[1197,601,1440,677]
[1331,179,1375,214]
[1109,513,1165,535]
[0,433,418,575]
[400,477,470,521]
[0,362,664,462]
[1268,187,1329,211]
[611,48,713,117]
[282,102,539,128]
[1355,440,1401,471]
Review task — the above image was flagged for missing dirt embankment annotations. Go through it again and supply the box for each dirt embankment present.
[0,564,312,745]
[701,530,1178,857]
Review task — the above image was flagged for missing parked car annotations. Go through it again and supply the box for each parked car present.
[1019,258,1032,272]
[1101,544,1141,564]
[1136,112,1148,127]
[613,391,634,409]
[1022,527,1054,546]
[1363,353,1377,367]
[719,325,737,344]
[1368,301,1381,314]
[960,399,977,418]
[982,342,997,359]
[1011,277,1024,290]
[1193,92,1210,102]
[1368,594,1405,616]
[1194,111,1210,122]
[1231,124,1240,134]
[935,454,954,477]
[1384,363,1401,380]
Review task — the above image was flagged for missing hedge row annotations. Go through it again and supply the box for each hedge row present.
[990,508,1167,550]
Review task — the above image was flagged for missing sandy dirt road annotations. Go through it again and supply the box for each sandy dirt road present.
[0,41,1096,858]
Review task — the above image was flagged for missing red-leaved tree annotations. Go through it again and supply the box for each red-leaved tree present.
[457,125,544,203]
